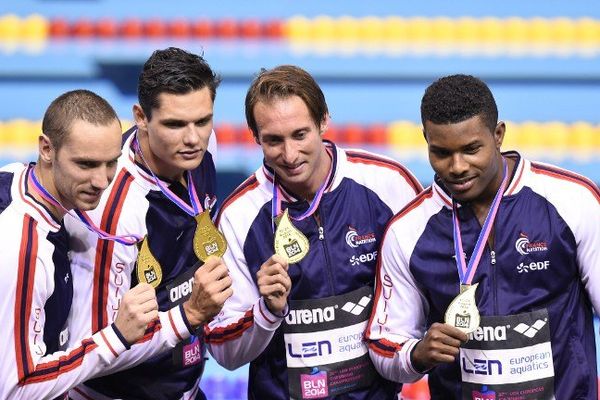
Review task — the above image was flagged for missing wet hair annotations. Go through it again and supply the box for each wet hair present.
[42,89,120,150]
[138,47,221,120]
[421,74,498,133]
[245,65,328,139]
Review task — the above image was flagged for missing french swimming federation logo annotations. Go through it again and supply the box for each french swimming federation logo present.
[345,226,376,248]
[515,233,548,256]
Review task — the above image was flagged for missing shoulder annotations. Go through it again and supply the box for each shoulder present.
[216,173,264,224]
[343,148,422,192]
[525,160,599,207]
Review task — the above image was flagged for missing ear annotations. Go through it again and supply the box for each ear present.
[319,114,331,135]
[38,133,54,165]
[133,104,148,131]
[494,121,506,150]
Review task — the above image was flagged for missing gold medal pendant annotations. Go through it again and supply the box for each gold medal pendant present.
[444,282,480,333]
[136,236,162,288]
[274,208,310,264]
[193,210,228,261]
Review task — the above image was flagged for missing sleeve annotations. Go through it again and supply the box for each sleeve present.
[204,209,283,370]
[66,221,194,378]
[365,220,430,383]
[90,305,194,376]
[0,226,130,400]
[573,183,600,313]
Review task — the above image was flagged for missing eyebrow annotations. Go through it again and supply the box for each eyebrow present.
[160,113,213,125]
[429,139,482,152]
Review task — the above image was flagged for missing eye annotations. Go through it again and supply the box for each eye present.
[293,131,307,140]
[464,145,481,154]
[195,117,212,127]
[431,148,450,157]
[77,161,95,169]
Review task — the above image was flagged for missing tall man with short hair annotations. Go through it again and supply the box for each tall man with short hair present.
[206,65,423,399]
[367,74,600,399]
[66,47,232,400]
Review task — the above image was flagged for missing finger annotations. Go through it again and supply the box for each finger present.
[208,263,229,281]
[271,254,289,271]
[200,256,222,272]
[218,275,232,291]
[258,273,289,288]
[259,263,289,279]
[130,282,154,294]
[438,323,469,342]
[215,287,234,304]
[260,283,288,297]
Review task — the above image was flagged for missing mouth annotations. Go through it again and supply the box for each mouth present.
[178,149,202,160]
[446,176,476,194]
[81,191,102,202]
[281,162,305,176]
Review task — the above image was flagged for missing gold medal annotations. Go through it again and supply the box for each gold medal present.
[274,208,309,264]
[193,210,228,261]
[444,283,480,333]
[136,235,162,288]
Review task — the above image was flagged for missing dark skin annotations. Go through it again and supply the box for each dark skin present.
[412,115,516,371]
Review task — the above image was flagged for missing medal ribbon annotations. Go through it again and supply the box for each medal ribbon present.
[270,148,333,231]
[133,135,203,217]
[28,165,141,245]
[452,158,508,285]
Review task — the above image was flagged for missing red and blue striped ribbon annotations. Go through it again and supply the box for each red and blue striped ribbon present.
[269,148,333,232]
[133,135,203,217]
[452,158,508,285]
[28,164,141,245]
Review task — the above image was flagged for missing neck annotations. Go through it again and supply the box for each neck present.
[469,156,514,224]
[31,163,65,220]
[135,130,185,184]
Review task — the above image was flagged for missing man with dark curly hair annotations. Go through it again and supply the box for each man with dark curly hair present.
[367,74,600,399]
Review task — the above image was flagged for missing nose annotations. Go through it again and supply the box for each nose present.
[90,165,111,191]
[449,153,469,177]
[182,124,203,147]
[281,139,298,164]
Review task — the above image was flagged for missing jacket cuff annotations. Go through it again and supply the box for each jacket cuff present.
[254,297,286,331]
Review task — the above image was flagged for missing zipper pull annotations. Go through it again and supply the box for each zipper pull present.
[490,250,496,265]
[318,226,324,240]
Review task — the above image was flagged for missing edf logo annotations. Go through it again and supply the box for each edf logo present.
[288,341,332,358]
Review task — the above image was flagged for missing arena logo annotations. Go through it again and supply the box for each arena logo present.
[286,306,336,325]
[345,226,376,248]
[515,232,548,256]
[468,325,510,342]
[170,276,194,303]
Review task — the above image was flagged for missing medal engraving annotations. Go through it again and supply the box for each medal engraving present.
[444,283,480,333]
[274,209,310,264]
[136,236,162,288]
[193,210,228,261]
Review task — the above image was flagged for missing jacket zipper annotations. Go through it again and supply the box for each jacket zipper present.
[314,211,335,295]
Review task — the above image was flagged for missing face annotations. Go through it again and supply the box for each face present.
[134,87,214,181]
[254,95,329,199]
[49,119,122,210]
[424,115,505,205]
